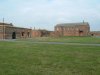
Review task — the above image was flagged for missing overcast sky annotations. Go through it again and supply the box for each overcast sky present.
[0,0,100,31]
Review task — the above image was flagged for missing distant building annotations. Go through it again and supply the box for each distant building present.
[0,22,32,39]
[54,22,90,36]
[90,31,100,36]
[0,21,99,39]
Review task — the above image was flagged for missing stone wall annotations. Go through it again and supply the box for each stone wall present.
[32,30,50,37]
[5,26,31,39]
[32,30,42,37]
[0,24,32,39]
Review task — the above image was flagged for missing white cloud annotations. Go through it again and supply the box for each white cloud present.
[0,0,100,31]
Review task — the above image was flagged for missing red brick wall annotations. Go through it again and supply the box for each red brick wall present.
[32,30,42,37]
[55,25,90,36]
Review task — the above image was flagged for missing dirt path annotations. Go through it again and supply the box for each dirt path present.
[31,42,100,46]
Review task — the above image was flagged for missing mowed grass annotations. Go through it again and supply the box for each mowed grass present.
[0,40,100,75]
[18,36,100,44]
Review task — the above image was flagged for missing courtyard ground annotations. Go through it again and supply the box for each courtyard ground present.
[0,36,100,75]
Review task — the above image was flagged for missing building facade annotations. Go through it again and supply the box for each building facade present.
[54,22,90,36]
[0,23,32,39]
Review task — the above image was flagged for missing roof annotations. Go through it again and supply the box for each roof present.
[56,22,89,27]
[0,22,13,26]
[0,22,31,30]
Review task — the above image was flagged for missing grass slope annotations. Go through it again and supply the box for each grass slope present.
[0,41,100,75]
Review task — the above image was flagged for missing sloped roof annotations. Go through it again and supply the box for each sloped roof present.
[56,22,89,27]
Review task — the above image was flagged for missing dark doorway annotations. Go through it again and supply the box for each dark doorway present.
[22,32,25,36]
[27,32,30,37]
[12,32,16,39]
[79,30,83,36]
[91,34,94,36]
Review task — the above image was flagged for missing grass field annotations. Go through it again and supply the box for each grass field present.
[18,36,100,44]
[0,37,100,75]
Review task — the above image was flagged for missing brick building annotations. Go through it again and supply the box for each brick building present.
[0,22,32,39]
[0,21,99,39]
[90,31,100,36]
[54,22,90,36]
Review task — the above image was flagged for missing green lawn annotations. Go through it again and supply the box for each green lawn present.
[0,39,100,75]
[18,36,100,44]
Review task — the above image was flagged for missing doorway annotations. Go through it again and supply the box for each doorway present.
[12,32,16,39]
[79,30,83,36]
